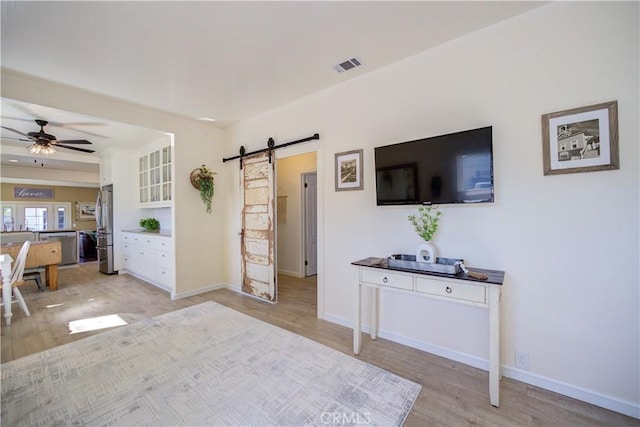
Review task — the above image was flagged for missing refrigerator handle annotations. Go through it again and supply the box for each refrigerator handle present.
[96,192,103,229]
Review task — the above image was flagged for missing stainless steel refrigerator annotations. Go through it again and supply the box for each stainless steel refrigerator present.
[96,184,116,274]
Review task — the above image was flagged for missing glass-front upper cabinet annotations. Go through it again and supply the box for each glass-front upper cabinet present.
[149,150,161,203]
[139,155,149,204]
[139,145,172,207]
[162,146,171,202]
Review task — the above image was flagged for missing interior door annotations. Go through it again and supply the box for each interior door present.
[241,152,277,302]
[304,172,318,276]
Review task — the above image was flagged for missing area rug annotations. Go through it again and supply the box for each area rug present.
[2,301,421,426]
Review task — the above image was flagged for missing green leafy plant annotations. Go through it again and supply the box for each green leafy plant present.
[139,217,160,231]
[192,164,216,214]
[408,205,442,242]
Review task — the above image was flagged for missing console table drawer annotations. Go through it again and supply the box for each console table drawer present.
[416,277,486,304]
[361,269,413,291]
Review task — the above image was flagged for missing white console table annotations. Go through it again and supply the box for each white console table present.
[352,257,505,407]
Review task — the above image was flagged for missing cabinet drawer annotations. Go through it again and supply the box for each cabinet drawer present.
[361,269,413,291]
[123,243,132,256]
[156,267,173,287]
[126,234,142,246]
[138,235,157,248]
[157,250,172,269]
[416,277,486,304]
[152,237,171,251]
[123,232,143,245]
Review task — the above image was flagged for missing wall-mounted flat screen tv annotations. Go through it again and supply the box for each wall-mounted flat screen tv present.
[374,126,494,205]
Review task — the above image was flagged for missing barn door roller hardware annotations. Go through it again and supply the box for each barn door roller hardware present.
[223,133,320,169]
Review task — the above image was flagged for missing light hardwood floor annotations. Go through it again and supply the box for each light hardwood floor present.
[1,263,637,426]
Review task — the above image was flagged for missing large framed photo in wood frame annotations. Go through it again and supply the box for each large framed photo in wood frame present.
[541,100,619,175]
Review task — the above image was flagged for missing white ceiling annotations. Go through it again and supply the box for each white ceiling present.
[0,1,545,178]
[0,98,169,174]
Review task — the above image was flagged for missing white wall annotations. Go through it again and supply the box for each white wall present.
[276,152,317,277]
[1,70,227,294]
[223,2,639,416]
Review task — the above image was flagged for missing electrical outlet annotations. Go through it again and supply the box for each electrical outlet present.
[515,350,530,370]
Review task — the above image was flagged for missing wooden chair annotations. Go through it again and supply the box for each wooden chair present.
[0,241,32,317]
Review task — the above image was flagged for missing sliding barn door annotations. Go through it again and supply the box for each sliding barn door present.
[241,152,277,302]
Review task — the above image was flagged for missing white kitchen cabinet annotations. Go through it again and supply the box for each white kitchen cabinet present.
[100,152,113,185]
[122,231,174,292]
[139,145,172,207]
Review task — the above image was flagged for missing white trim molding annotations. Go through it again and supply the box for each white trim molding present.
[171,283,226,300]
[323,313,640,419]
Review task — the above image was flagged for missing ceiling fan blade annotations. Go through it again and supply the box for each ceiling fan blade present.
[1,116,107,138]
[1,136,31,142]
[55,144,96,153]
[1,125,33,139]
[55,139,93,145]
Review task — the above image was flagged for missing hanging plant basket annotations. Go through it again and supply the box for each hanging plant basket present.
[190,165,216,213]
[190,169,203,190]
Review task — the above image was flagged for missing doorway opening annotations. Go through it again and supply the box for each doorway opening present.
[301,171,317,277]
[275,151,318,305]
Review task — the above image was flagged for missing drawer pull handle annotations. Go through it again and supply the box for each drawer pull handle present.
[383,277,388,283]
[446,286,452,294]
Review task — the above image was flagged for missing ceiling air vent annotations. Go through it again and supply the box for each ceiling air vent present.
[334,57,362,73]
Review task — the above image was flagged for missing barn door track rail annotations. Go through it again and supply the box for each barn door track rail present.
[223,133,320,169]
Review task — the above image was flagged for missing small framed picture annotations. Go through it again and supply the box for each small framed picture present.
[76,202,96,220]
[541,100,619,175]
[335,149,363,191]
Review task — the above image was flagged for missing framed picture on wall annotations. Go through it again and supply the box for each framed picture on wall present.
[76,202,96,220]
[541,100,619,175]
[335,149,363,191]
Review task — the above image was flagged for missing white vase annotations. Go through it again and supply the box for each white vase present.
[416,241,437,264]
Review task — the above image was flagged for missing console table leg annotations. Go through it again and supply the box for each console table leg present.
[489,286,501,407]
[353,282,362,355]
[371,287,379,340]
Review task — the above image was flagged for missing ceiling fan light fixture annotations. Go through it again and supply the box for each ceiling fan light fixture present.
[29,144,56,156]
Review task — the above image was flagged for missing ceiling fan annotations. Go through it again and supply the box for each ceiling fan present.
[1,119,95,154]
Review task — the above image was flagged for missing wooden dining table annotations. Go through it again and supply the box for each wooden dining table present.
[1,240,62,290]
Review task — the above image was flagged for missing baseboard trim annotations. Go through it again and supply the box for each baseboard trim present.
[225,283,242,293]
[121,271,171,294]
[322,313,639,419]
[172,283,226,300]
[502,366,640,419]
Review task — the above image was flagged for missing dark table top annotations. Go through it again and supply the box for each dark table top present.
[352,257,505,285]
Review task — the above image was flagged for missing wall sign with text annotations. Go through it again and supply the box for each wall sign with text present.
[13,187,54,199]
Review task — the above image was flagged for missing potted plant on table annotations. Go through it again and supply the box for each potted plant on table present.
[408,205,442,264]
[190,164,216,214]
